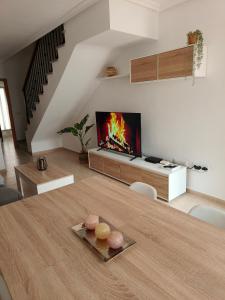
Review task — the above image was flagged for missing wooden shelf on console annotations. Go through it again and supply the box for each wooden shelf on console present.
[88,149,187,202]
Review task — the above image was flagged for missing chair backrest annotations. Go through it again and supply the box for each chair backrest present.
[0,274,12,300]
[0,175,5,187]
[189,205,225,229]
[0,187,21,206]
[129,182,157,200]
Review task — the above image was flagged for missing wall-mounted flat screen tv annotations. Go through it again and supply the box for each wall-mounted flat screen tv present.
[96,112,142,157]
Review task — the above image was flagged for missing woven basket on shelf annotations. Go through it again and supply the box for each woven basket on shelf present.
[105,66,118,77]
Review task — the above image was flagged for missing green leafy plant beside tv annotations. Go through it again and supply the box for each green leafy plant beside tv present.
[58,114,94,162]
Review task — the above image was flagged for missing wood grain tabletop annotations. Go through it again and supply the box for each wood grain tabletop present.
[0,176,225,300]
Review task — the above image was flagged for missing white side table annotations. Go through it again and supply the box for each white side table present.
[15,162,74,198]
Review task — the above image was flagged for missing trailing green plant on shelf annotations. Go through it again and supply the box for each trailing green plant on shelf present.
[57,114,94,162]
[187,30,204,85]
[187,30,204,70]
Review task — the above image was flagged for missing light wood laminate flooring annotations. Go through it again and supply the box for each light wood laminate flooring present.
[1,136,225,214]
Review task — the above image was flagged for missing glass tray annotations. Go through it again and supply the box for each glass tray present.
[72,217,136,262]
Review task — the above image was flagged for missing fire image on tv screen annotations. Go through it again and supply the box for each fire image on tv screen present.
[96,112,141,157]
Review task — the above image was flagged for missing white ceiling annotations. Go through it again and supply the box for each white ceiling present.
[83,30,147,49]
[158,0,190,11]
[0,0,190,63]
[0,0,98,62]
[127,0,190,11]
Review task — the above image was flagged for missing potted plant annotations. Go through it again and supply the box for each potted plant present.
[187,30,204,69]
[187,30,204,85]
[57,114,94,162]
[187,31,198,45]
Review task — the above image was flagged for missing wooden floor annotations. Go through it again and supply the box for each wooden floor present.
[1,136,225,214]
[0,136,32,189]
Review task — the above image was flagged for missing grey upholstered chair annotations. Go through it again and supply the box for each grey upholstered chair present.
[0,174,4,186]
[129,182,157,200]
[0,274,12,300]
[0,175,21,206]
[189,205,225,230]
[0,175,22,206]
[0,187,21,206]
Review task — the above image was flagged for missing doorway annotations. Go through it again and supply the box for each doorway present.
[0,84,11,139]
[0,79,17,148]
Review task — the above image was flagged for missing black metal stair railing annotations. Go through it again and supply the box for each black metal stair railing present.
[23,24,65,123]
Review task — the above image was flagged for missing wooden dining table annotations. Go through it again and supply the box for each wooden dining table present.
[0,176,225,300]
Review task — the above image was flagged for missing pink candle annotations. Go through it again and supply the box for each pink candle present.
[85,215,99,230]
[107,231,124,249]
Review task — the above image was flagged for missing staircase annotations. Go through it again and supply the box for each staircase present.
[23,25,65,124]
[24,0,157,153]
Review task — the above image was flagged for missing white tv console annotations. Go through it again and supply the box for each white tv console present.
[88,149,187,201]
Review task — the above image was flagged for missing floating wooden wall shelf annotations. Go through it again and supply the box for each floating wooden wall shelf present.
[130,45,207,83]
[100,74,129,80]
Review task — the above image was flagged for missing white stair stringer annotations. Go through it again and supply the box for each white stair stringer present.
[31,44,112,152]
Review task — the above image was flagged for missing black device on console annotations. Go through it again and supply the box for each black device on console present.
[145,156,162,164]
[163,165,177,169]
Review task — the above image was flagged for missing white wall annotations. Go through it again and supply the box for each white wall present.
[32,44,112,153]
[0,143,5,170]
[0,68,5,170]
[26,0,111,152]
[0,64,4,77]
[109,0,158,39]
[3,44,35,140]
[64,0,225,200]
[29,0,158,153]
